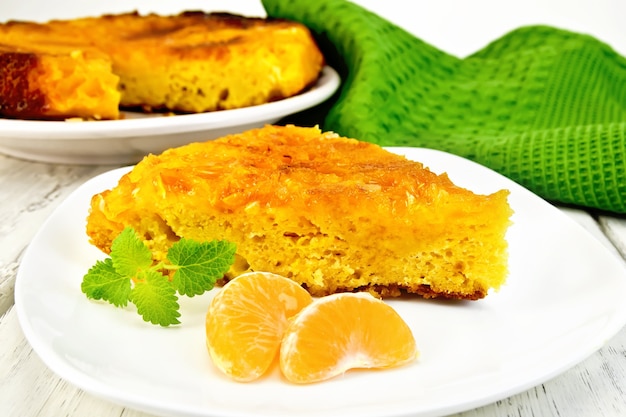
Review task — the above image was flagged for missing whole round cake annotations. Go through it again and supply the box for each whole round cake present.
[0,11,324,120]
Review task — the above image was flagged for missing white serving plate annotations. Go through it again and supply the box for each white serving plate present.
[0,66,339,165]
[15,147,626,417]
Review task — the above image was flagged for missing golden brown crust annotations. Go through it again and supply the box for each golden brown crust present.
[0,51,47,119]
[87,125,513,300]
[0,11,324,120]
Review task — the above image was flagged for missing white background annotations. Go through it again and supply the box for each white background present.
[2,0,625,57]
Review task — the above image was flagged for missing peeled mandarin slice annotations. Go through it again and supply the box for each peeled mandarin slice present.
[280,292,418,384]
[205,271,313,382]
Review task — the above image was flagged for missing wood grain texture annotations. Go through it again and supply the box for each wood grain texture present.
[0,154,119,316]
[599,216,626,260]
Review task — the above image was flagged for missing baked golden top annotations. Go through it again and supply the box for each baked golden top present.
[87,125,512,300]
[0,11,324,120]
[135,125,480,215]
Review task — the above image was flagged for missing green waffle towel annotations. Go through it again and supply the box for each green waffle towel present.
[263,0,626,214]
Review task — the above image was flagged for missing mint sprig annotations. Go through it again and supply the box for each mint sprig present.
[81,227,236,326]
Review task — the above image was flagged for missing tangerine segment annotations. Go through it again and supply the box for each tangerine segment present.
[280,292,418,384]
[205,271,313,382]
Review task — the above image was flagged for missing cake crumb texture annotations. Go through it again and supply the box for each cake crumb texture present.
[86,125,513,300]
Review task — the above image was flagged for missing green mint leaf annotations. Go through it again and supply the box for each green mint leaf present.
[168,239,237,297]
[129,270,181,326]
[81,258,131,307]
[110,227,153,278]
[82,226,237,326]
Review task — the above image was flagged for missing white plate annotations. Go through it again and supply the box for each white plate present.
[0,66,339,165]
[15,148,626,417]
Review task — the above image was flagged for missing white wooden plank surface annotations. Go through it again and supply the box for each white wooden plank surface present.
[0,155,118,315]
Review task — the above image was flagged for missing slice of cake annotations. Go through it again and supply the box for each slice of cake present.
[0,44,121,120]
[0,11,324,120]
[86,125,513,300]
